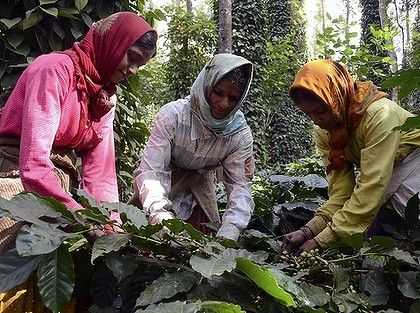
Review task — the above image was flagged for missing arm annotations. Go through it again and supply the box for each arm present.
[218,129,255,241]
[80,98,118,203]
[304,128,356,237]
[315,106,401,247]
[133,106,175,222]
[19,63,81,210]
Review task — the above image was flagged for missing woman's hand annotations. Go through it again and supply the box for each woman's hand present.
[149,211,175,225]
[298,239,319,254]
[282,229,307,253]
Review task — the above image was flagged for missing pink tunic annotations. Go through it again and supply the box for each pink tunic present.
[0,53,119,209]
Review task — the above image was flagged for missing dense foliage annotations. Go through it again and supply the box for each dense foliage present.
[2,169,420,313]
[164,5,217,100]
[228,0,312,167]
[359,0,390,85]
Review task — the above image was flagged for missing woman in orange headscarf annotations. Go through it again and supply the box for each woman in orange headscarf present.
[283,59,420,254]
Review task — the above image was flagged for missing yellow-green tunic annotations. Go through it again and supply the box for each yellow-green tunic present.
[307,98,420,246]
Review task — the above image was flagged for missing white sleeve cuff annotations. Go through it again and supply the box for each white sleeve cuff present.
[216,223,241,241]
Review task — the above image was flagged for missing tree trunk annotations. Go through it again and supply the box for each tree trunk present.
[379,0,398,100]
[218,0,232,53]
[345,0,351,42]
[405,0,411,53]
[186,0,192,13]
[320,0,327,56]
[394,0,406,65]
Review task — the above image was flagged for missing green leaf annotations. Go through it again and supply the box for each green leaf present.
[40,6,58,17]
[135,301,200,313]
[37,246,75,313]
[16,223,72,256]
[190,254,236,279]
[0,62,7,79]
[184,223,205,242]
[200,301,245,313]
[190,246,266,279]
[136,271,199,306]
[75,0,88,11]
[332,293,367,313]
[398,271,420,299]
[58,8,79,19]
[163,219,185,234]
[41,196,75,222]
[405,193,420,230]
[105,254,138,283]
[361,268,389,306]
[385,248,418,265]
[410,301,420,313]
[0,248,41,292]
[331,265,350,292]
[300,282,330,307]
[40,0,58,4]
[269,268,312,307]
[395,116,420,132]
[103,202,147,228]
[81,12,93,26]
[67,236,88,252]
[236,258,296,307]
[0,18,22,29]
[6,40,30,56]
[76,189,101,211]
[0,193,63,227]
[48,30,63,51]
[382,69,420,98]
[1,72,20,90]
[22,9,44,30]
[91,233,131,264]
[70,24,83,39]
[6,30,24,48]
[89,305,115,313]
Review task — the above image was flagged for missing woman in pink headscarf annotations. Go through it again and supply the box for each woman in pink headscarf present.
[0,12,157,312]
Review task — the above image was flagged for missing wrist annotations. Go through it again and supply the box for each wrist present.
[300,226,314,241]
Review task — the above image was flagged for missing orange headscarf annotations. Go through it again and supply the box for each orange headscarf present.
[289,59,388,173]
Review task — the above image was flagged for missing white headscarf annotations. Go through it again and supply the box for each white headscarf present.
[190,53,254,136]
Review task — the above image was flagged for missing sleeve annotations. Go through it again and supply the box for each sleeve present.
[304,128,356,237]
[19,64,81,210]
[132,106,175,217]
[315,106,402,247]
[80,98,119,203]
[217,129,255,241]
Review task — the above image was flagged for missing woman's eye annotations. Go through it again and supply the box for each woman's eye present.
[214,90,222,96]
[229,97,239,104]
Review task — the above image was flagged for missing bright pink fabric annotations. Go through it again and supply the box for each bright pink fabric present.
[0,53,118,209]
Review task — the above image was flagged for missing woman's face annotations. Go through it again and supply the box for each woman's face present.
[208,79,242,119]
[110,46,154,83]
[294,90,341,130]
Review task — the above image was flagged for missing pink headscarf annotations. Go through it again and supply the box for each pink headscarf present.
[62,12,155,131]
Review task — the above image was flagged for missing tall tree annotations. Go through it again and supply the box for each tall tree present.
[231,0,270,165]
[344,0,352,42]
[408,0,420,110]
[360,0,382,44]
[360,0,390,84]
[218,0,232,52]
[186,0,192,12]
[265,0,311,165]
[379,0,399,99]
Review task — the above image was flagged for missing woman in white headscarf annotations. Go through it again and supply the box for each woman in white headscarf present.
[132,53,255,241]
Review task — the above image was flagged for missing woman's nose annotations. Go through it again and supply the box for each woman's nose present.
[219,97,230,108]
[128,65,139,77]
